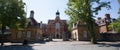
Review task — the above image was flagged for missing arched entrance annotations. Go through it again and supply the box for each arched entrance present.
[55,33,61,39]
[55,22,61,39]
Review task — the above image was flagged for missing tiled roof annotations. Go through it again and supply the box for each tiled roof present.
[27,17,38,27]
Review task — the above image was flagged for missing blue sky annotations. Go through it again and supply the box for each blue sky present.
[23,0,119,23]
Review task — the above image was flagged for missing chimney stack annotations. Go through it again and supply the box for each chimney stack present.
[105,14,111,19]
[30,10,34,18]
[40,21,42,28]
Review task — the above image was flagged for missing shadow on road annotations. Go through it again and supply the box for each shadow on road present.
[0,40,47,50]
[98,43,120,47]
[29,40,46,44]
[0,45,34,50]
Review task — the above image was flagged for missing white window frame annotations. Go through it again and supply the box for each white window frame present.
[26,31,31,38]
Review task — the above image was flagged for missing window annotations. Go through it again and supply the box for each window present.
[83,31,87,38]
[55,23,60,30]
[73,23,77,28]
[36,33,40,39]
[17,31,22,38]
[26,31,31,38]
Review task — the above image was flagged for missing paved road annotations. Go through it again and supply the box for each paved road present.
[0,39,120,50]
[0,45,119,50]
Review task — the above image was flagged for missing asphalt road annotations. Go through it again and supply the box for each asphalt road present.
[0,39,120,50]
[0,44,120,50]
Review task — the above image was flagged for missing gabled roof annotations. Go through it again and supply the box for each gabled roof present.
[27,17,38,27]
[61,20,67,24]
[48,19,67,25]
[48,20,54,24]
[48,10,67,25]
[41,24,47,30]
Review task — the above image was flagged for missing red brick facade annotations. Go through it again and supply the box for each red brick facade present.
[47,11,68,38]
[10,10,68,42]
[71,14,117,41]
[11,10,43,42]
[96,14,112,33]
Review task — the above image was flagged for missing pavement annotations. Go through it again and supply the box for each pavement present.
[0,39,120,50]
[2,39,120,46]
[1,40,91,46]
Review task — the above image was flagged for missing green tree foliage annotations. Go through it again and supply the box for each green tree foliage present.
[108,0,120,33]
[109,18,120,33]
[0,0,26,46]
[65,0,110,44]
[118,0,120,14]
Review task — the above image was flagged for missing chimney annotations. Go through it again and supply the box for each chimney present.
[97,17,101,20]
[40,21,42,28]
[30,10,34,18]
[105,14,111,19]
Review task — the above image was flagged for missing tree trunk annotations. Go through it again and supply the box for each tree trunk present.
[87,22,97,44]
[90,34,97,44]
[1,24,6,46]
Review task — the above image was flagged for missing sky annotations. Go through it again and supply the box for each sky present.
[23,0,119,23]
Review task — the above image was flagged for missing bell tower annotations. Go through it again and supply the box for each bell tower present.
[56,10,60,17]
[55,10,60,20]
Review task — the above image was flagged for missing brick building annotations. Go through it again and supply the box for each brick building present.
[10,10,68,42]
[71,21,100,41]
[10,9,120,42]
[11,10,43,42]
[96,14,115,33]
[71,14,118,41]
[47,10,68,39]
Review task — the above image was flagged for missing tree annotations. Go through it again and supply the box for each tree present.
[108,0,120,33]
[0,0,26,46]
[108,18,120,33]
[119,0,120,3]
[118,0,120,15]
[65,0,110,44]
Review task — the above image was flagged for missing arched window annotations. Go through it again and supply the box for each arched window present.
[17,31,22,38]
[55,23,60,30]
[26,31,31,38]
[83,31,87,38]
